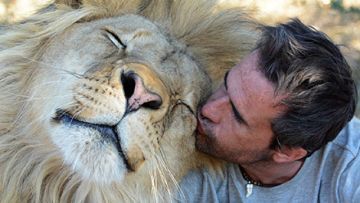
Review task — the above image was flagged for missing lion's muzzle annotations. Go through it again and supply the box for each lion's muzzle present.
[120,70,162,113]
[51,62,170,178]
[53,110,134,171]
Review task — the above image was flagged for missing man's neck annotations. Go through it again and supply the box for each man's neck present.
[240,160,304,186]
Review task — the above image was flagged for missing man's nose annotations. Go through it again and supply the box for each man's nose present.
[200,86,229,124]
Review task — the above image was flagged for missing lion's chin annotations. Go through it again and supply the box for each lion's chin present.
[51,120,129,183]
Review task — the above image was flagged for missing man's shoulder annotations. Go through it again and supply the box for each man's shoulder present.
[320,117,360,175]
[177,163,236,202]
[277,117,360,202]
[331,117,360,157]
[179,162,236,186]
[332,118,360,202]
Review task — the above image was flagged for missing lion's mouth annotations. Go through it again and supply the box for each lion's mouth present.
[53,110,133,171]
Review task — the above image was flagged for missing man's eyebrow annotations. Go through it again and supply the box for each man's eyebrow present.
[224,70,248,126]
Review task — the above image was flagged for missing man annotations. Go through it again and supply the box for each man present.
[179,18,359,202]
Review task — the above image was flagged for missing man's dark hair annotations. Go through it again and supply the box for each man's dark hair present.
[256,18,357,155]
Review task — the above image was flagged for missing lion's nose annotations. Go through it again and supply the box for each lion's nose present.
[121,71,162,112]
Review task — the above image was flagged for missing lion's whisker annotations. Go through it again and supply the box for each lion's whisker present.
[11,101,79,131]
[18,56,85,79]
[155,153,176,199]
[159,149,183,198]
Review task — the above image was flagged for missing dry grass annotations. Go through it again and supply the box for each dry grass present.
[1,0,359,116]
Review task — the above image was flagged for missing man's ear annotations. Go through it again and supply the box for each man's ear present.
[272,146,308,163]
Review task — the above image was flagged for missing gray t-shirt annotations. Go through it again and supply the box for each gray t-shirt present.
[178,117,360,203]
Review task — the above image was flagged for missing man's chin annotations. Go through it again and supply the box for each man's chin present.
[195,132,214,154]
[195,121,219,156]
[195,131,205,148]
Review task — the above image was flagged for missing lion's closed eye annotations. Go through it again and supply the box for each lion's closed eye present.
[103,28,127,49]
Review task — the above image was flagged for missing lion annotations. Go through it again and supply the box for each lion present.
[0,0,257,202]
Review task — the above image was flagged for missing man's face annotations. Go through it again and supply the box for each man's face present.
[196,51,285,164]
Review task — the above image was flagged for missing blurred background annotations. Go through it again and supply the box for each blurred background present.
[0,0,359,116]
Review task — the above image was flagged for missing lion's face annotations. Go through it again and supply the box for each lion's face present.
[0,0,256,201]
[28,15,209,183]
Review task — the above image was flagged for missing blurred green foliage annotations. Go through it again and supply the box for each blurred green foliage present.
[331,0,360,13]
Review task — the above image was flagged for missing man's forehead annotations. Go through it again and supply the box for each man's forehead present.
[235,50,260,72]
[228,52,286,123]
[232,52,272,94]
